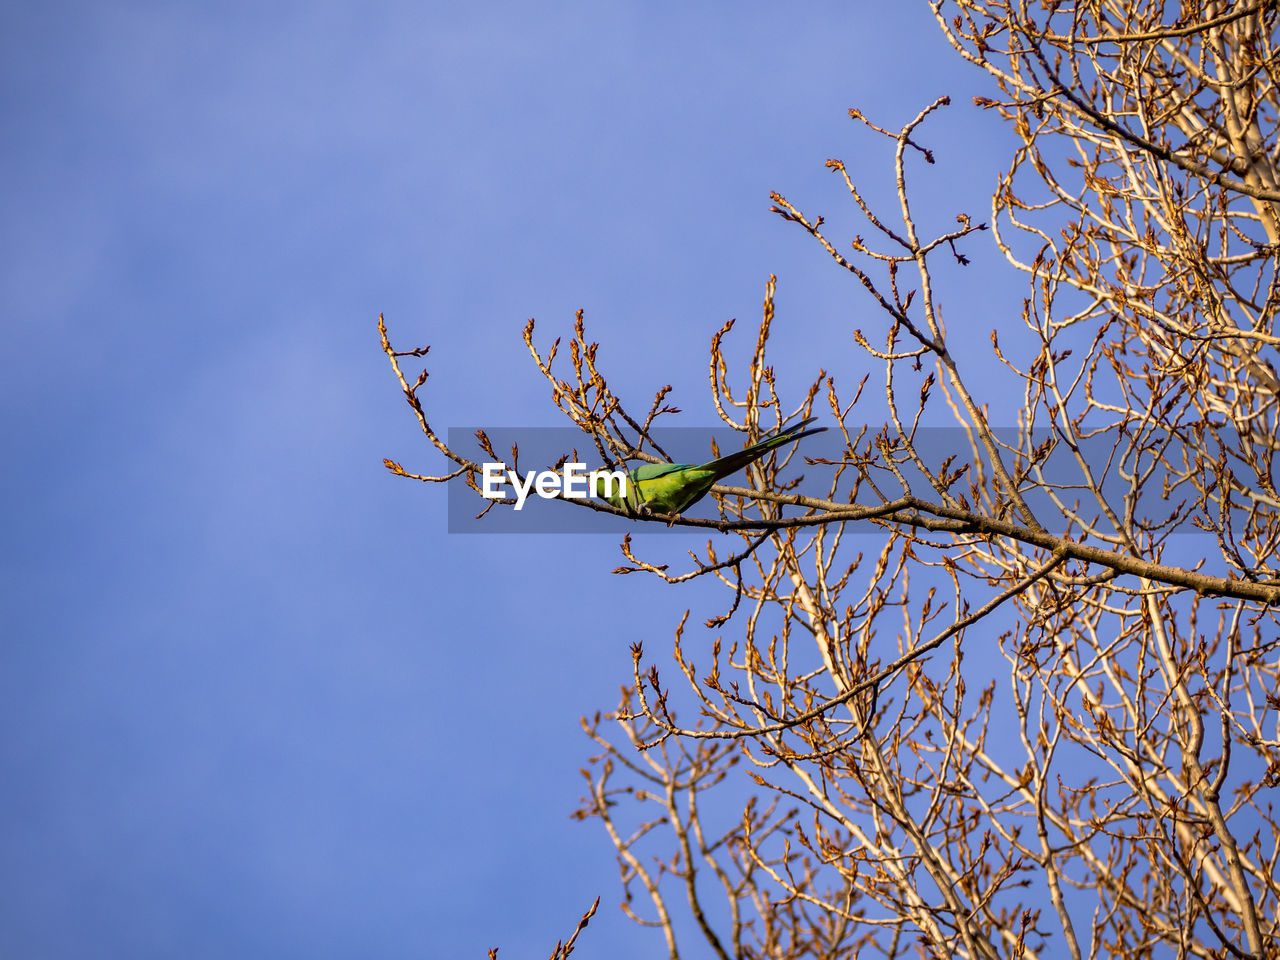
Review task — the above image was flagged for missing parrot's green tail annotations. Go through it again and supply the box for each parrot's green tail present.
[708,417,827,479]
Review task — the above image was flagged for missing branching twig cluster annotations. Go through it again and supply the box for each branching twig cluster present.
[382,4,1280,958]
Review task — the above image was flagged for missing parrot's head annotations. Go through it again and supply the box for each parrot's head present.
[591,467,630,509]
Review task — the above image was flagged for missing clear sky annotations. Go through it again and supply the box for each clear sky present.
[1,4,1022,957]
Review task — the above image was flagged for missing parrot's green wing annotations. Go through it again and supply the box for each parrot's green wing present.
[594,417,826,518]
[626,461,722,516]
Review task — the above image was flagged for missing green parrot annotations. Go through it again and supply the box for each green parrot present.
[593,417,827,519]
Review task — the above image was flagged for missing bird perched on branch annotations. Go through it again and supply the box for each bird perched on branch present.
[593,417,827,520]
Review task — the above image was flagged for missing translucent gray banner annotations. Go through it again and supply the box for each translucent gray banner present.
[442,425,1251,535]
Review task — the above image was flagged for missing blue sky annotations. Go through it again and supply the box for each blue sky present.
[1,4,1021,957]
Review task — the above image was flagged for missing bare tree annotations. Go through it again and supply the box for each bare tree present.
[382,3,1280,957]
